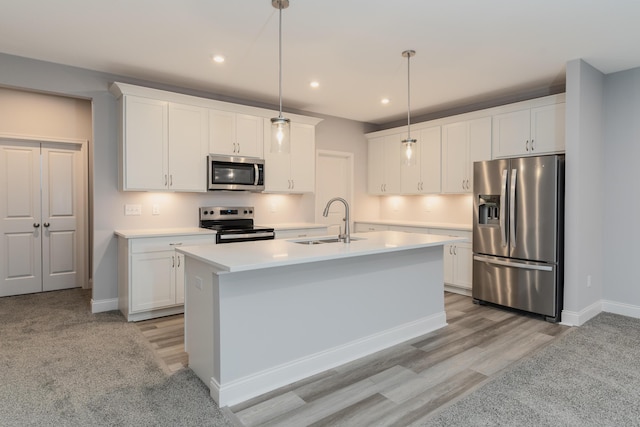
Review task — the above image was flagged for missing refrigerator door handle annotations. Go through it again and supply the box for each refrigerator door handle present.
[473,255,553,272]
[509,168,517,249]
[500,169,508,247]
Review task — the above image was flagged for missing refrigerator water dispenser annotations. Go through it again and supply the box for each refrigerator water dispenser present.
[478,195,500,225]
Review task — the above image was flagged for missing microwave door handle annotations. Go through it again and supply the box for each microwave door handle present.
[254,163,260,186]
[509,168,517,249]
[500,169,508,247]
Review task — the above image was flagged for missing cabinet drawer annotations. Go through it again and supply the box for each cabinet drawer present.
[427,228,471,240]
[275,228,328,239]
[130,235,216,253]
[355,223,389,232]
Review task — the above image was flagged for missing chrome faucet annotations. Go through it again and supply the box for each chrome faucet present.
[323,197,351,243]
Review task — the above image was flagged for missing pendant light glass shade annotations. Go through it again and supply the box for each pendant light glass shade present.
[401,50,417,166]
[270,0,291,153]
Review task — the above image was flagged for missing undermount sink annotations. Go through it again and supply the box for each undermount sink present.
[292,237,364,245]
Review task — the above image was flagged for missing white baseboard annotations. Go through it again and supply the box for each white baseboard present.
[211,311,447,407]
[561,300,602,326]
[602,300,640,319]
[91,297,118,313]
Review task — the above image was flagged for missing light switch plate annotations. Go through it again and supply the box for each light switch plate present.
[124,204,142,216]
[152,204,160,215]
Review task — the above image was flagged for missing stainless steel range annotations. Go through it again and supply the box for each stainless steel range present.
[199,206,275,244]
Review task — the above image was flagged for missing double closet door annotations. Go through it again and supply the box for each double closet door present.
[0,140,85,297]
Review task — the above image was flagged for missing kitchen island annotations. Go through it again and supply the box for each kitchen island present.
[177,230,465,406]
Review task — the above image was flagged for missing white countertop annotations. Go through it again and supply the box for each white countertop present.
[177,230,465,273]
[114,228,217,239]
[355,219,471,231]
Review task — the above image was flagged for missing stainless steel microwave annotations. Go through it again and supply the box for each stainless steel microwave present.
[207,155,265,191]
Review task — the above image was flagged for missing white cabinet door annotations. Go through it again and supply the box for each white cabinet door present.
[208,109,236,155]
[168,103,208,192]
[209,110,264,157]
[368,135,401,195]
[122,96,168,191]
[531,103,565,154]
[401,127,441,194]
[442,121,468,193]
[131,251,176,312]
[492,103,564,158]
[264,121,316,193]
[235,114,263,157]
[443,117,491,194]
[367,137,386,194]
[467,117,492,191]
[444,242,472,292]
[290,122,315,192]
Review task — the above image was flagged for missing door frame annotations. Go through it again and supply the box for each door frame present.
[0,133,90,290]
[315,150,355,231]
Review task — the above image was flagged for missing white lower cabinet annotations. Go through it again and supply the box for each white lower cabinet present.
[443,241,472,294]
[117,233,216,321]
[274,226,329,239]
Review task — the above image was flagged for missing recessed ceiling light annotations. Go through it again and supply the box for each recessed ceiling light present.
[310,81,320,88]
[381,98,390,105]
[212,55,225,64]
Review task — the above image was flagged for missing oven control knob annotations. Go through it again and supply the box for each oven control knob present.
[203,210,209,215]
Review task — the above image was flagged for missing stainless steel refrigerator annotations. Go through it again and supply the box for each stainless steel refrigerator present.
[472,154,564,322]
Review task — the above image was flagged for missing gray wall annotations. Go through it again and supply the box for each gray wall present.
[603,67,640,307]
[564,59,605,321]
[0,53,372,306]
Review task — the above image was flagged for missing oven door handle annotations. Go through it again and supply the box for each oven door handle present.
[219,232,274,240]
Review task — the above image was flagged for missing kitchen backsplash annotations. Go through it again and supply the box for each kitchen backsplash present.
[378,194,472,225]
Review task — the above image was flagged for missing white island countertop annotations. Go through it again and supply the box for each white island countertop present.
[177,230,465,273]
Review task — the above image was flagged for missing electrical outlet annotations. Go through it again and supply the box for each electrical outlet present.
[152,204,160,215]
[124,204,142,216]
[587,275,592,288]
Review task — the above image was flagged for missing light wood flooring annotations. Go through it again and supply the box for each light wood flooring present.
[136,293,570,426]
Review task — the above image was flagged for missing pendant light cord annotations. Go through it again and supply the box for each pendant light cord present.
[278,5,283,119]
[406,52,411,140]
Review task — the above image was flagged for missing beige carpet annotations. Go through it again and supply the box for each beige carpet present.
[0,288,233,427]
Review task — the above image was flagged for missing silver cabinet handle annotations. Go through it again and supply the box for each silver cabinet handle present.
[453,245,457,255]
[169,242,183,246]
[449,245,453,255]
[531,139,535,151]
[169,175,173,186]
[33,223,40,228]
[237,142,240,153]
[164,174,168,186]
[525,140,529,151]
[291,180,294,190]
[177,256,180,267]
[172,256,175,268]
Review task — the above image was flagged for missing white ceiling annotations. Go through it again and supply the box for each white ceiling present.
[1,0,640,125]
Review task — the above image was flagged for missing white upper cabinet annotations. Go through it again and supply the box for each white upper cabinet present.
[442,117,491,193]
[263,121,316,193]
[209,110,263,158]
[121,96,168,191]
[168,103,209,192]
[401,126,441,194]
[368,135,402,195]
[118,95,208,192]
[492,102,565,158]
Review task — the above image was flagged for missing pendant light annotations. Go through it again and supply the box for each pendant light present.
[401,50,417,166]
[270,0,291,154]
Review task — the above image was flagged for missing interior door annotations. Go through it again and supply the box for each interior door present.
[0,142,43,296]
[41,144,81,291]
[315,150,353,235]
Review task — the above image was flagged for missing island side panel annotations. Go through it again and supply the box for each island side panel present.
[216,246,445,405]
[184,256,220,399]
